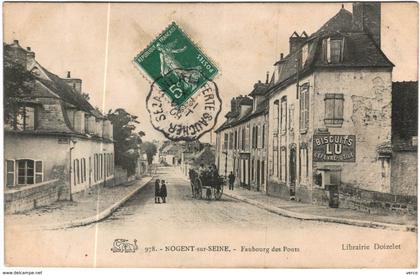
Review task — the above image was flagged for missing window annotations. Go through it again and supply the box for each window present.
[299,83,309,132]
[234,130,238,149]
[324,37,344,64]
[262,125,265,148]
[251,159,254,181]
[257,125,261,149]
[280,97,287,134]
[14,106,36,131]
[229,132,234,150]
[111,153,114,175]
[241,127,246,150]
[289,105,294,131]
[17,159,34,185]
[5,160,15,186]
[73,159,80,185]
[81,158,86,183]
[324,93,344,127]
[94,154,98,182]
[273,100,279,133]
[299,144,308,182]
[100,154,103,179]
[35,161,43,183]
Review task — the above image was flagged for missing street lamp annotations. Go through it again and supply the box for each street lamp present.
[69,139,77,201]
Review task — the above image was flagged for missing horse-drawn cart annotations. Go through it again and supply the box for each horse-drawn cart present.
[188,169,225,200]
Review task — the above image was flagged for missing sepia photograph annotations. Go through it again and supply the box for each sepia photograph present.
[2,1,418,269]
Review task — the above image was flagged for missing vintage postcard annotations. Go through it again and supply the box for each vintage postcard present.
[2,1,418,268]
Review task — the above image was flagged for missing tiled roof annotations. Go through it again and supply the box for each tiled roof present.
[38,66,104,118]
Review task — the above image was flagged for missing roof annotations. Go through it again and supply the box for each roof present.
[37,66,104,118]
[4,42,104,119]
[249,82,269,97]
[268,7,394,97]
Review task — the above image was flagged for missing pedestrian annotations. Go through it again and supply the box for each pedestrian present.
[154,179,161,203]
[160,180,167,203]
[228,171,235,190]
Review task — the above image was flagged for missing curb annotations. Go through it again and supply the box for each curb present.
[45,176,154,230]
[224,192,417,232]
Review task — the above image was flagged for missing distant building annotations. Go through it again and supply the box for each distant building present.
[4,40,114,213]
[215,79,269,192]
[391,81,418,196]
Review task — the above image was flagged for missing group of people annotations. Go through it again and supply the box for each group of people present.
[154,179,168,204]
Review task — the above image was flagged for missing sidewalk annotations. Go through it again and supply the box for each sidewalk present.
[224,187,417,232]
[5,176,153,230]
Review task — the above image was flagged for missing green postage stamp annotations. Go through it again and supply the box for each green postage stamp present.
[134,22,219,106]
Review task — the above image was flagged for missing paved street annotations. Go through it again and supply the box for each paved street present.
[5,167,417,268]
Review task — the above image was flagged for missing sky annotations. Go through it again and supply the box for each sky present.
[4,2,418,143]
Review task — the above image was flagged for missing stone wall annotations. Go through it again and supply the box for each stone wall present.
[5,179,66,214]
[267,179,291,200]
[391,151,417,196]
[338,182,417,215]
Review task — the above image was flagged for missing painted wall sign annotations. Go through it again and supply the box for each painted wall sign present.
[313,135,356,162]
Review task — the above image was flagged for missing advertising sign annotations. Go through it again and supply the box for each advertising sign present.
[313,135,356,162]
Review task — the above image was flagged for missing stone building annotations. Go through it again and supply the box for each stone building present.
[4,40,115,213]
[265,3,417,214]
[390,81,418,197]
[215,80,269,192]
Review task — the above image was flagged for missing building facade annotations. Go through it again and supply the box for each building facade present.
[215,81,269,192]
[215,3,416,214]
[4,40,115,213]
[266,3,415,213]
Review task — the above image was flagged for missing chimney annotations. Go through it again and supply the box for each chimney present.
[63,71,82,94]
[352,2,381,48]
[266,71,269,84]
[25,46,35,68]
[280,53,284,60]
[13,40,19,45]
[289,31,307,54]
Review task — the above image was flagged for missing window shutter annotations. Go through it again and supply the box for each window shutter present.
[304,91,309,128]
[6,160,15,186]
[26,107,35,130]
[35,160,43,183]
[335,96,344,121]
[257,125,261,148]
[340,37,345,62]
[326,38,331,63]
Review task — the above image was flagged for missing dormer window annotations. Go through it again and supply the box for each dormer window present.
[324,37,344,64]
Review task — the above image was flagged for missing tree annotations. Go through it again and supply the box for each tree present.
[4,45,35,127]
[142,142,157,165]
[106,108,145,176]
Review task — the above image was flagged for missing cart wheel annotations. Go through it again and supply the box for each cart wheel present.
[214,185,223,200]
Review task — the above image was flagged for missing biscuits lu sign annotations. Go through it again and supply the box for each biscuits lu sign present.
[313,135,356,162]
[134,22,222,141]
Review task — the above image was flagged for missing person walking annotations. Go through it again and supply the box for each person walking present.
[160,180,168,203]
[228,171,235,190]
[154,179,161,203]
